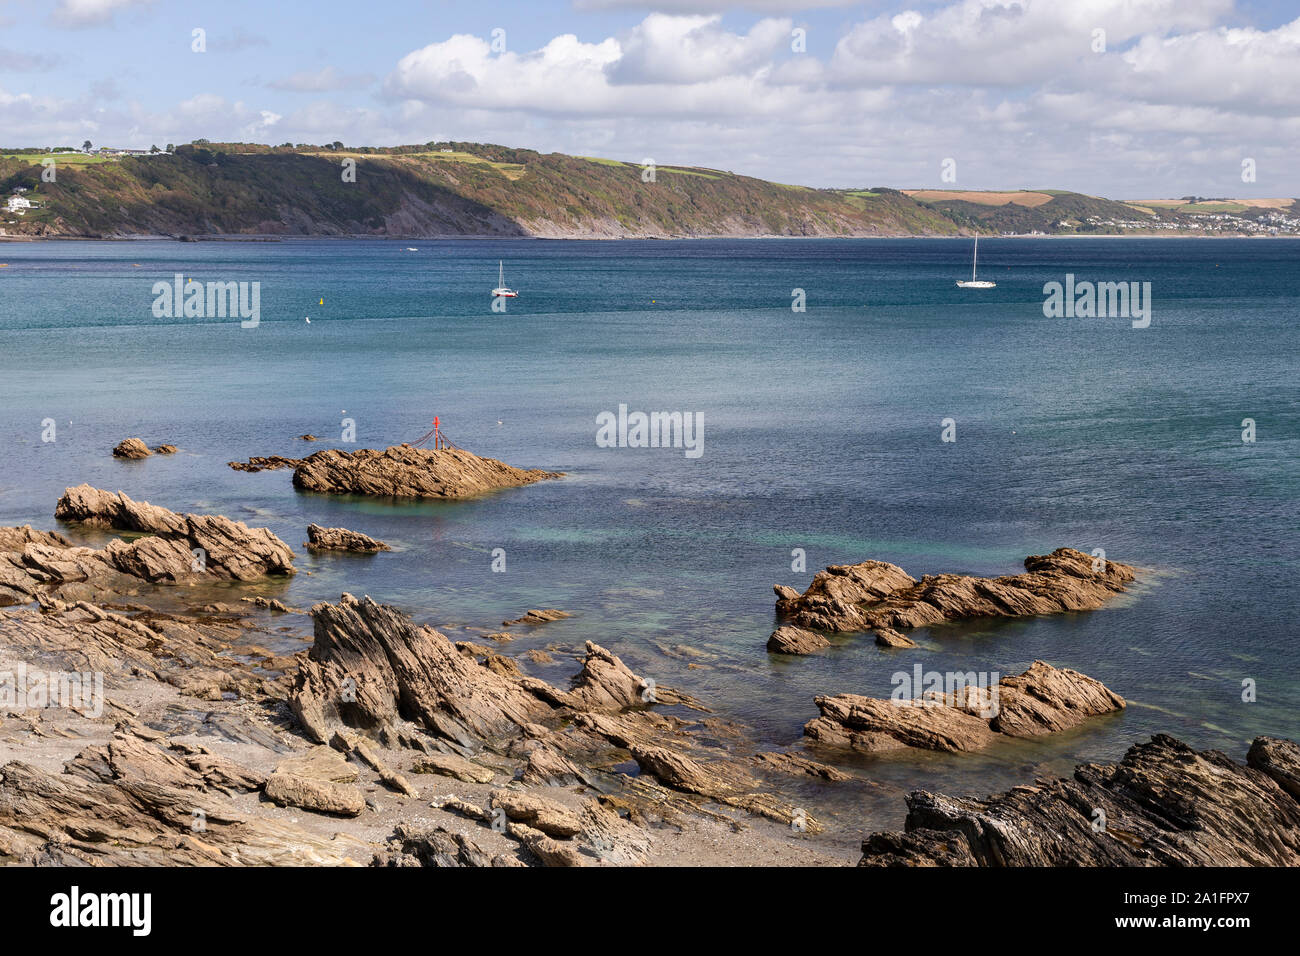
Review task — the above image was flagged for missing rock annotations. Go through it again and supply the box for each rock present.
[1247,736,1300,802]
[229,456,304,473]
[873,627,916,648]
[242,596,304,613]
[773,584,800,602]
[805,661,1124,754]
[153,444,177,455]
[859,735,1300,866]
[0,525,70,552]
[112,438,151,459]
[523,649,554,664]
[305,523,391,553]
[491,790,584,838]
[298,434,318,441]
[371,824,506,867]
[568,640,659,710]
[754,751,851,782]
[291,444,562,499]
[290,595,556,748]
[329,731,417,796]
[766,625,830,655]
[54,485,296,580]
[273,745,358,784]
[502,608,571,627]
[264,771,366,816]
[777,548,1136,634]
[0,753,360,866]
[521,746,588,787]
[411,753,495,784]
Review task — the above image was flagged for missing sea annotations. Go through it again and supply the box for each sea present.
[2,236,1296,839]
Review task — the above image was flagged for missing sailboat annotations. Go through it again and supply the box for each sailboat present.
[956,235,996,289]
[491,260,519,298]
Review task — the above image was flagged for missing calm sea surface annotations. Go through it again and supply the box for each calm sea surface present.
[2,237,1296,835]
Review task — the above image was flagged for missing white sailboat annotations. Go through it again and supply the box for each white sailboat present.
[956,235,996,289]
[491,260,518,298]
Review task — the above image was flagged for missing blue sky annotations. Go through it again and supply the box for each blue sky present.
[3,0,1299,195]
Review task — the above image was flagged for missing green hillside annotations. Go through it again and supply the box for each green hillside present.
[0,142,963,239]
[2,142,1296,239]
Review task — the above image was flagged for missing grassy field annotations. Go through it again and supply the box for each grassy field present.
[905,189,1054,207]
[0,152,114,165]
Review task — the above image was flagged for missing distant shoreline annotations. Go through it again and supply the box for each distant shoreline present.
[4,232,1298,243]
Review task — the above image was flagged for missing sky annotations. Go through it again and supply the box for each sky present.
[1,0,1298,196]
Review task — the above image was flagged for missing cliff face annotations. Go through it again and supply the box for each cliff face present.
[0,144,966,239]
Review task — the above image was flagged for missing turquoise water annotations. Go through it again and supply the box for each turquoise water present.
[2,237,1297,832]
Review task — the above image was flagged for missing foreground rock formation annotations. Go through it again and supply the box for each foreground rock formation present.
[290,445,562,499]
[860,734,1300,866]
[305,524,390,553]
[805,661,1125,754]
[776,548,1136,634]
[53,484,295,580]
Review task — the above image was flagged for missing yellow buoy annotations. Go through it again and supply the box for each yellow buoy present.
[318,298,323,305]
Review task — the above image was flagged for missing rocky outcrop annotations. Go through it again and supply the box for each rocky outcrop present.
[290,594,558,748]
[805,661,1124,754]
[228,456,303,473]
[290,445,562,499]
[53,484,295,580]
[112,438,175,458]
[767,625,830,655]
[873,627,916,648]
[305,523,390,553]
[776,548,1136,634]
[112,438,151,459]
[859,735,1300,866]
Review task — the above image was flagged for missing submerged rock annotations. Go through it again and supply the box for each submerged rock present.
[305,523,390,553]
[776,547,1136,634]
[291,444,562,499]
[502,608,571,627]
[805,661,1124,754]
[859,734,1300,866]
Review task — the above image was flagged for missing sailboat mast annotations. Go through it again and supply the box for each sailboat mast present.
[972,235,978,281]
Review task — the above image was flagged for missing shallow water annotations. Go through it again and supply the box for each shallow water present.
[2,237,1296,834]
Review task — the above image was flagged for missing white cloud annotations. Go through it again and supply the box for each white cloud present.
[52,0,153,28]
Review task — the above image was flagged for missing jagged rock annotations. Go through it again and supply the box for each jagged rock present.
[777,548,1136,634]
[153,444,177,455]
[873,627,916,648]
[290,595,556,747]
[112,438,151,459]
[859,735,1300,866]
[329,730,417,795]
[371,824,512,867]
[66,732,266,795]
[753,751,851,782]
[0,749,361,865]
[305,523,390,553]
[291,444,562,499]
[767,625,830,655]
[1247,736,1300,801]
[242,596,304,613]
[805,661,1124,753]
[298,434,318,441]
[54,485,296,580]
[521,745,587,786]
[229,456,304,473]
[0,525,70,552]
[411,752,495,784]
[491,790,584,838]
[503,608,571,627]
[264,771,366,816]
